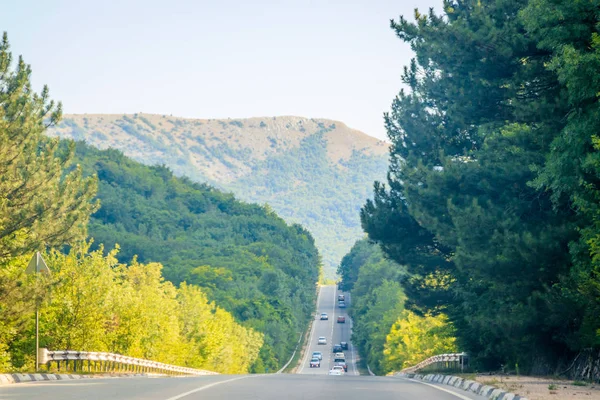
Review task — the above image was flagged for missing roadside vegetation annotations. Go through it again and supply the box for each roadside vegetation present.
[356,0,600,378]
[0,33,320,373]
[48,114,389,279]
[339,239,456,375]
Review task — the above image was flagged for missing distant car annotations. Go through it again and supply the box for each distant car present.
[334,360,348,372]
[340,342,348,350]
[332,344,342,353]
[334,352,345,360]
[329,365,345,375]
[329,369,343,376]
[338,294,345,301]
[337,316,346,323]
[310,358,321,368]
[318,336,327,345]
[320,313,328,320]
[338,301,346,308]
[312,351,323,360]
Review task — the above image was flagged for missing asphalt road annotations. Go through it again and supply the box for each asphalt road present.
[1,285,488,399]
[297,285,357,375]
[0,374,489,400]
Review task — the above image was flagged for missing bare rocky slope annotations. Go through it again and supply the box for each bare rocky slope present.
[47,113,389,277]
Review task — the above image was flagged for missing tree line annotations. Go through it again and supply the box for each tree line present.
[359,0,600,374]
[0,32,320,373]
[338,239,456,374]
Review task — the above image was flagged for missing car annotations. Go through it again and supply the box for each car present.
[332,344,342,353]
[320,313,328,320]
[312,351,323,360]
[310,358,321,368]
[318,336,327,345]
[337,316,345,323]
[334,360,348,372]
[334,352,345,360]
[338,294,345,301]
[338,301,346,308]
[340,342,348,350]
[329,365,345,375]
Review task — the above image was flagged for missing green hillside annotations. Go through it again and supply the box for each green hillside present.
[47,114,388,277]
[73,142,321,372]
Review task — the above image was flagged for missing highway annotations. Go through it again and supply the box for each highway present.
[1,285,487,400]
[297,285,358,375]
[0,374,490,399]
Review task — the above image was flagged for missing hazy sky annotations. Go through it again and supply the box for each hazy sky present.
[3,0,441,140]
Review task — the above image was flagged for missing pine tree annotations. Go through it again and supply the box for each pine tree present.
[0,32,98,260]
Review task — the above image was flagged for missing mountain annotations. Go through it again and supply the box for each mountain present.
[73,142,321,372]
[47,114,389,276]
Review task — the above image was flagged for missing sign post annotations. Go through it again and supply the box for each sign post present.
[25,251,51,371]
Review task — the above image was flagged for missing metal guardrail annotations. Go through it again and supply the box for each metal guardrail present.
[401,353,468,374]
[39,348,218,376]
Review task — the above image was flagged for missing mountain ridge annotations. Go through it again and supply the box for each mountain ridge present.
[47,113,389,276]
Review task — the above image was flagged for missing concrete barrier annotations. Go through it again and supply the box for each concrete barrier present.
[0,372,151,386]
[397,372,528,400]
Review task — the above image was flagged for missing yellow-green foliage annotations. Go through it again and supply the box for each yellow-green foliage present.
[383,311,457,371]
[1,243,262,373]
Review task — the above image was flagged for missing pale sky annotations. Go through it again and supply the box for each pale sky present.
[3,0,440,140]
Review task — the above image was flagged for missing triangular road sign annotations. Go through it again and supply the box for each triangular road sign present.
[25,251,51,275]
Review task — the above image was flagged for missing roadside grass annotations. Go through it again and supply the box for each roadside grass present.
[355,358,370,376]
[283,328,309,373]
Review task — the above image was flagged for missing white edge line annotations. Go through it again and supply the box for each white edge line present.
[298,285,323,374]
[328,285,336,372]
[347,292,359,376]
[164,376,250,400]
[402,377,475,400]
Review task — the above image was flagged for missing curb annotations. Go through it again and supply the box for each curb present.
[398,373,529,400]
[0,373,148,385]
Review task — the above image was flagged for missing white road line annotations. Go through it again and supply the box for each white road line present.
[328,286,337,371]
[402,377,476,400]
[346,292,359,376]
[298,286,323,374]
[164,376,250,400]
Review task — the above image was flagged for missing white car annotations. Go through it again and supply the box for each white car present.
[320,313,328,320]
[312,351,323,360]
[329,366,345,375]
[317,336,327,345]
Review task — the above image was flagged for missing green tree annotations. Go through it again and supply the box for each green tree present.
[384,311,457,371]
[0,32,98,260]
[361,0,580,372]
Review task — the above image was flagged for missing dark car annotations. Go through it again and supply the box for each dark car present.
[338,301,346,308]
[337,316,346,323]
[340,341,348,350]
[332,344,342,353]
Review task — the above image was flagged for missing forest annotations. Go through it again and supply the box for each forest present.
[47,113,389,279]
[338,239,456,375]
[356,0,600,376]
[0,33,320,373]
[74,142,321,372]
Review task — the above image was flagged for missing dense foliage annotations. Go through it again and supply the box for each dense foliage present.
[0,32,98,371]
[74,143,321,372]
[0,34,320,373]
[48,114,389,278]
[361,0,600,373]
[231,131,387,279]
[2,245,262,373]
[0,32,97,260]
[338,239,456,374]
